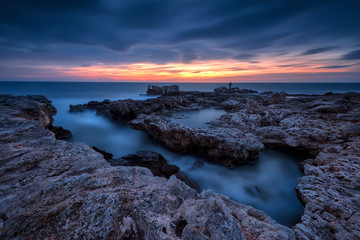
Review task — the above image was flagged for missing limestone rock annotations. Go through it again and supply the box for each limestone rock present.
[1,95,296,239]
[65,89,360,239]
[129,114,264,168]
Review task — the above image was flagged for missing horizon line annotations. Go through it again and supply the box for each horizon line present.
[1,80,360,84]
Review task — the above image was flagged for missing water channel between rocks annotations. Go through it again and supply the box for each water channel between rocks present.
[53,100,304,227]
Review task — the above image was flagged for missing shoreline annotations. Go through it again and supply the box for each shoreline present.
[70,88,360,239]
[1,89,359,239]
[0,94,296,239]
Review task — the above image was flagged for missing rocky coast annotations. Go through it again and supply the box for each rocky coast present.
[1,94,295,239]
[0,88,359,239]
[69,87,360,239]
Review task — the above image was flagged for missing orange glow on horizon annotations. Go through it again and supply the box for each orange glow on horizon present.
[30,58,359,82]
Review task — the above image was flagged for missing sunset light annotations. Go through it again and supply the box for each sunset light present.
[1,1,360,239]
[8,56,359,82]
[0,0,359,83]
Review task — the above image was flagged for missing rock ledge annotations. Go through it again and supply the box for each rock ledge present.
[0,95,295,239]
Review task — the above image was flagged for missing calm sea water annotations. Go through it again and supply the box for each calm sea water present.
[1,81,360,97]
[3,81,356,226]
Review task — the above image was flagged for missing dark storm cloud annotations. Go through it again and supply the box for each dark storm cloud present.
[0,0,360,65]
[302,47,335,55]
[340,50,360,60]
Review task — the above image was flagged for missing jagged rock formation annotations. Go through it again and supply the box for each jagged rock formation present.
[294,144,360,239]
[69,93,218,119]
[0,94,72,140]
[0,95,295,239]
[209,92,360,239]
[129,115,264,168]
[70,90,360,239]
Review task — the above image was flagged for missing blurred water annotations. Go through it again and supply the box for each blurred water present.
[51,99,304,227]
[0,81,308,226]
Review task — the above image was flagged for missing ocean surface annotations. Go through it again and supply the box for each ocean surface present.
[2,81,359,227]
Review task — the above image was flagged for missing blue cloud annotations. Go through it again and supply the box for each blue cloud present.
[0,0,359,65]
[341,50,360,60]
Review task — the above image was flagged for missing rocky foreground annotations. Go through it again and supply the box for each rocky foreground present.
[70,88,360,239]
[0,95,297,239]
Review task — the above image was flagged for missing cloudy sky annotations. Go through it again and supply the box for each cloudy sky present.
[1,0,359,82]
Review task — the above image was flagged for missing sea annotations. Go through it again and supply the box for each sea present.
[1,81,360,227]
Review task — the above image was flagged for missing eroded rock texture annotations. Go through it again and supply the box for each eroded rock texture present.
[0,95,295,239]
[72,90,360,239]
[129,115,264,168]
[211,92,360,240]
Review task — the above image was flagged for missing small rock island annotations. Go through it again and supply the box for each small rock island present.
[1,86,359,239]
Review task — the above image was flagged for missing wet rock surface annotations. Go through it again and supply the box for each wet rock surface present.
[0,95,295,239]
[72,90,360,239]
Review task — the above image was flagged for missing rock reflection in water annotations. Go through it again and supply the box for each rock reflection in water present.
[53,100,303,227]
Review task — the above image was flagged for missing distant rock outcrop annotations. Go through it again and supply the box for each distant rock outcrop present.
[147,84,180,96]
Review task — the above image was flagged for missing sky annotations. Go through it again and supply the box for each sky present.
[0,0,360,82]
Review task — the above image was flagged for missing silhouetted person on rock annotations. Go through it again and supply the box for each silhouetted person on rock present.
[229,82,232,89]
